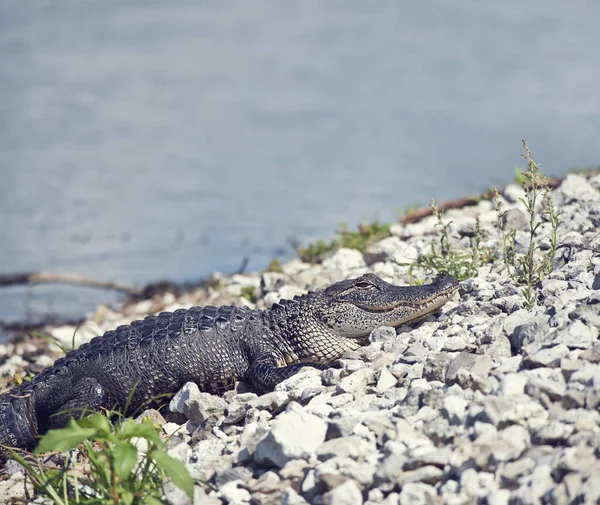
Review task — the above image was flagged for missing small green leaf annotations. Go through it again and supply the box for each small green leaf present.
[80,413,112,435]
[150,449,194,500]
[113,442,138,478]
[120,490,134,505]
[32,331,69,355]
[145,496,165,505]
[35,419,97,453]
[123,420,162,445]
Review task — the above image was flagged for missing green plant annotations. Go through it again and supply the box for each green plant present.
[8,412,194,505]
[414,140,561,305]
[297,238,339,264]
[494,139,562,308]
[417,200,495,281]
[297,220,392,263]
[339,221,391,252]
[32,331,70,356]
[11,371,36,385]
[264,258,284,273]
[513,166,528,185]
[240,285,257,303]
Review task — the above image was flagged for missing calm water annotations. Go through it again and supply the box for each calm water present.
[1,0,600,333]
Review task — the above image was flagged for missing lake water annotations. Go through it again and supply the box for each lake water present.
[1,0,599,335]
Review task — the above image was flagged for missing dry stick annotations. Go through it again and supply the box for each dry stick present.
[400,176,569,225]
[0,272,141,296]
[1,173,595,298]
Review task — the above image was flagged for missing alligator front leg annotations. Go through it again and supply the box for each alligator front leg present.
[248,357,329,393]
[47,376,111,429]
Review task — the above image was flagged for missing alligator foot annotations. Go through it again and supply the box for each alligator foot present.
[249,360,329,393]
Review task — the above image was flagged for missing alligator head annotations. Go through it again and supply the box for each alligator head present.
[316,273,459,339]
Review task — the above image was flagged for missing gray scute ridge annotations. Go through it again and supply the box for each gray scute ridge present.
[0,273,458,451]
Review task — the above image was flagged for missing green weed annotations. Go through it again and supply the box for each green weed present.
[264,258,284,273]
[417,201,495,281]
[11,371,35,386]
[297,239,338,264]
[413,140,561,305]
[494,139,561,308]
[32,331,70,356]
[297,220,391,263]
[240,285,257,303]
[8,412,194,505]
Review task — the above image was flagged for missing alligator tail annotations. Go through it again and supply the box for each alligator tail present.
[0,390,39,452]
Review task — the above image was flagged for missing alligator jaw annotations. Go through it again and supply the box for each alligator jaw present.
[355,289,456,313]
[361,276,458,331]
[356,276,458,314]
[319,274,459,338]
[382,283,458,327]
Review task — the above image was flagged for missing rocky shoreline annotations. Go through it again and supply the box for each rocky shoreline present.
[1,173,600,505]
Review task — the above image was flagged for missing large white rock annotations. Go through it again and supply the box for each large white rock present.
[323,479,363,505]
[254,403,328,468]
[50,322,103,350]
[555,173,600,205]
[322,248,366,271]
[275,368,323,400]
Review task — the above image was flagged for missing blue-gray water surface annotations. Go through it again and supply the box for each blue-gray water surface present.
[1,0,599,337]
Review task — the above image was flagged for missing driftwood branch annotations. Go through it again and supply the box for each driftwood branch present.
[400,176,566,225]
[0,272,141,296]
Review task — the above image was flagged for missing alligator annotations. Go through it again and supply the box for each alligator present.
[0,273,458,451]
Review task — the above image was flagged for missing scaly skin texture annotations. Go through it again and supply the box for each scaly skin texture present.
[0,273,458,451]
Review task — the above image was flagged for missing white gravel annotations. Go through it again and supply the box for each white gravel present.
[1,173,599,505]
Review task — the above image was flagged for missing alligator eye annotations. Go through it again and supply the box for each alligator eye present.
[355,282,374,289]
